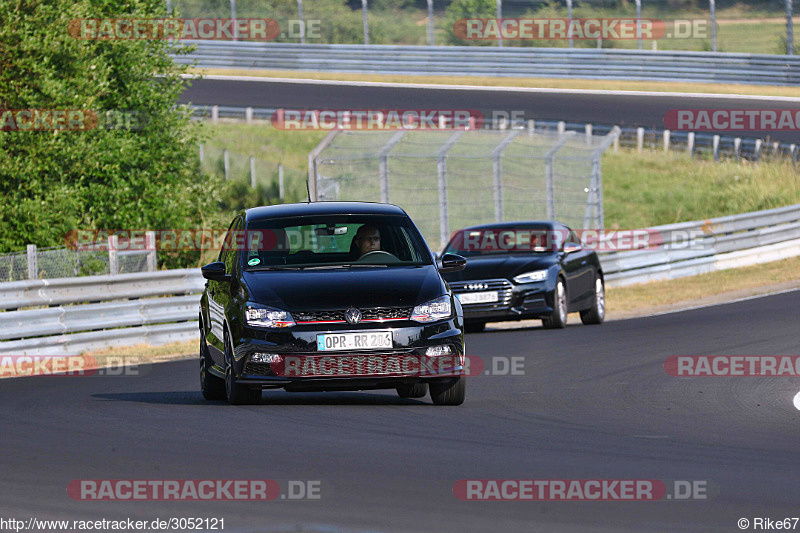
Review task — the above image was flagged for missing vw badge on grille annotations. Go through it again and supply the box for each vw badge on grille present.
[345,307,362,324]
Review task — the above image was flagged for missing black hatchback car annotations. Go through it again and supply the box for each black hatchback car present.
[440,221,605,332]
[199,202,467,405]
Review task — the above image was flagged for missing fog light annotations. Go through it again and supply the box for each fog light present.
[425,345,453,356]
[250,353,282,364]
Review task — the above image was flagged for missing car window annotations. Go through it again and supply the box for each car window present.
[224,217,243,274]
[243,214,432,268]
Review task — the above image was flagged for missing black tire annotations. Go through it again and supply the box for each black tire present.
[580,274,606,325]
[464,321,486,333]
[429,377,465,406]
[224,334,261,405]
[397,382,428,398]
[542,277,568,329]
[200,330,225,401]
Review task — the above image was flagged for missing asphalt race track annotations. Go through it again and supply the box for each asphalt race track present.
[2,290,799,532]
[178,77,800,144]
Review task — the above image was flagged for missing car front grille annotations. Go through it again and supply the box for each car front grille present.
[450,278,514,313]
[294,307,413,324]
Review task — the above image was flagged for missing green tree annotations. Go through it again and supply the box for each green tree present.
[0,0,215,268]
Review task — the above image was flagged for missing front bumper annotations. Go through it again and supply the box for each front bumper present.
[451,278,556,321]
[230,318,464,390]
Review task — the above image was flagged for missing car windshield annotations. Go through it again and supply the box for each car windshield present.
[443,225,563,257]
[239,214,433,269]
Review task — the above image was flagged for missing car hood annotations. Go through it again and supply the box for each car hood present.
[442,254,557,282]
[242,265,444,310]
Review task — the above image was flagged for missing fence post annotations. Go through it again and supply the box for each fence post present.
[613,125,620,152]
[26,244,37,280]
[755,139,762,162]
[557,121,565,134]
[663,129,670,153]
[146,231,157,272]
[362,0,369,45]
[687,132,695,155]
[567,0,573,48]
[166,0,172,14]
[734,137,741,158]
[788,0,794,55]
[199,143,204,163]
[108,235,118,276]
[790,144,797,162]
[245,107,253,123]
[211,105,219,123]
[437,132,464,248]
[426,0,435,46]
[378,131,407,203]
[544,132,575,221]
[635,0,642,49]
[636,127,644,152]
[250,157,256,188]
[527,119,535,136]
[297,0,305,44]
[585,123,592,144]
[710,0,717,52]
[713,134,720,161]
[230,0,237,41]
[773,141,780,156]
[491,129,522,222]
[278,164,285,199]
[496,0,503,47]
[223,149,230,180]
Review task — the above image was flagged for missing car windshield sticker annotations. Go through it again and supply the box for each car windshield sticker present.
[248,257,260,266]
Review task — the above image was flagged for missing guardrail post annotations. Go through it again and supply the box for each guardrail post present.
[245,107,253,123]
[613,125,620,152]
[27,244,37,280]
[278,164,285,199]
[713,135,720,161]
[109,235,118,276]
[557,121,565,134]
[663,130,670,153]
[146,231,157,272]
[790,144,797,162]
[754,139,762,162]
[250,157,256,188]
[211,105,219,123]
[687,132,695,155]
[773,141,780,156]
[527,119,535,136]
[223,149,230,180]
[585,123,592,145]
[636,127,644,152]
[734,137,741,158]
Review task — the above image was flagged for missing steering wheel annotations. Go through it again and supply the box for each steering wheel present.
[357,250,398,261]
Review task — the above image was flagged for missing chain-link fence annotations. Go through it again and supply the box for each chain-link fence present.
[0,243,155,282]
[310,126,618,251]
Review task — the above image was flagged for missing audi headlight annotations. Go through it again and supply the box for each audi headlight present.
[246,304,296,328]
[513,269,549,284]
[410,295,452,323]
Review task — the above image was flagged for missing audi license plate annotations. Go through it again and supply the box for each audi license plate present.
[457,291,499,304]
[317,331,392,351]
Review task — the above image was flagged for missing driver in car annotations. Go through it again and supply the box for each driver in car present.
[353,225,381,258]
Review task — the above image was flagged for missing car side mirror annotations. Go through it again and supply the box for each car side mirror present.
[438,253,466,273]
[563,242,582,254]
[201,261,230,281]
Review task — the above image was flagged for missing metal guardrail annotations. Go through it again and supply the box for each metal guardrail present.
[2,203,800,355]
[175,42,800,86]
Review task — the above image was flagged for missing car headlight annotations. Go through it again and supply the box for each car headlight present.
[246,304,296,328]
[513,269,549,284]
[410,295,452,323]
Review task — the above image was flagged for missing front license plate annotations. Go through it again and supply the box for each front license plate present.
[457,291,499,304]
[317,331,392,351]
